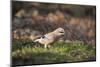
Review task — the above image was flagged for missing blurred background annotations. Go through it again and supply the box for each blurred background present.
[12,1,96,45]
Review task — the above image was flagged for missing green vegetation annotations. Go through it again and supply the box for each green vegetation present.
[12,40,96,66]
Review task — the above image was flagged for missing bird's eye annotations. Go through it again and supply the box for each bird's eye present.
[59,31,64,33]
[41,36,45,38]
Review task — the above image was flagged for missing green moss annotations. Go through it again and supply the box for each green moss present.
[12,40,96,66]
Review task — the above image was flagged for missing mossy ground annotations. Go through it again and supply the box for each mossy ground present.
[12,40,96,66]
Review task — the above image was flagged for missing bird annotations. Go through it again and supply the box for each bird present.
[33,27,65,48]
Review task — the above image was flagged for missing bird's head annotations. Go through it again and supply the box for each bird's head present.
[54,27,65,36]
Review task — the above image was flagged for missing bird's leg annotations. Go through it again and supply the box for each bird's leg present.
[44,44,47,49]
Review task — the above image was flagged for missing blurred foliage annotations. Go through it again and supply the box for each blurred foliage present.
[12,1,96,45]
[12,1,96,18]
